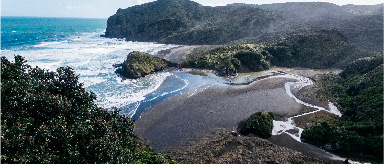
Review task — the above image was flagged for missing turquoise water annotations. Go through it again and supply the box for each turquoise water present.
[1,16,107,50]
[1,16,233,119]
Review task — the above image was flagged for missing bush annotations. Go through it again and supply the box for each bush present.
[301,122,383,160]
[238,112,274,138]
[1,55,175,163]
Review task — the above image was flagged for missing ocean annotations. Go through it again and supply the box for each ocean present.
[1,16,233,119]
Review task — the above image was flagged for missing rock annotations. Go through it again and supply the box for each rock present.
[114,51,176,79]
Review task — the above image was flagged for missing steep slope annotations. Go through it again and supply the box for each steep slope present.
[302,57,383,162]
[105,0,279,45]
[265,30,377,69]
[230,2,383,53]
[105,0,206,42]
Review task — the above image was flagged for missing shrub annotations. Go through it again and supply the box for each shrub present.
[238,112,274,138]
[1,55,175,163]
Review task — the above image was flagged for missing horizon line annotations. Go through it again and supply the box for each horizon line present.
[1,16,108,19]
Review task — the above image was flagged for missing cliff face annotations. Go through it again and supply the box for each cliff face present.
[105,0,278,45]
[105,0,383,52]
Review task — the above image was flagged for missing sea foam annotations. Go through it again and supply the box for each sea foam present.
[2,32,179,117]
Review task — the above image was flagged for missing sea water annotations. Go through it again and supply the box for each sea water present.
[1,16,228,119]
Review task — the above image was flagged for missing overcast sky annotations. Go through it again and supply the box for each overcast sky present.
[2,0,383,18]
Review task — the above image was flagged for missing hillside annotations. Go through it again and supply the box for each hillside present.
[180,30,376,77]
[105,0,279,45]
[105,0,383,53]
[230,2,383,53]
[264,30,376,69]
[302,57,383,161]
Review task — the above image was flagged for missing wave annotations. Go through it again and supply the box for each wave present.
[2,31,179,116]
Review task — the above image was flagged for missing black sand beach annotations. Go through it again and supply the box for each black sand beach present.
[134,73,344,163]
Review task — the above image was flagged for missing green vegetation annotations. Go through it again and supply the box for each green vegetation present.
[1,56,175,163]
[301,57,383,161]
[184,44,271,76]
[106,1,382,53]
[182,30,373,76]
[265,30,374,69]
[238,112,274,138]
[115,51,176,79]
[105,0,279,45]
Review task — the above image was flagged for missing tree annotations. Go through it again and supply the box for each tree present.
[1,55,175,163]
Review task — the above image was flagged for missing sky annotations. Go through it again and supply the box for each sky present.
[1,0,383,18]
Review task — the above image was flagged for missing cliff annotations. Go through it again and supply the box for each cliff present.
[106,0,382,53]
[104,0,279,45]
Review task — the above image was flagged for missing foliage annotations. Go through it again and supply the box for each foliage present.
[265,30,375,69]
[105,0,279,45]
[183,30,375,76]
[115,51,175,79]
[238,112,274,138]
[1,56,175,163]
[106,1,382,53]
[302,122,383,160]
[184,44,271,76]
[302,57,383,161]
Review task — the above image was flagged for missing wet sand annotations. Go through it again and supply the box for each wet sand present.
[134,78,302,151]
[134,70,344,163]
[139,44,345,162]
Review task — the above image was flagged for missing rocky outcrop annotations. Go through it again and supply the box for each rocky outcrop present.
[114,51,176,79]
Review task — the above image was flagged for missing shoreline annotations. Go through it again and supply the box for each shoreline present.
[137,45,348,163]
[134,68,345,163]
